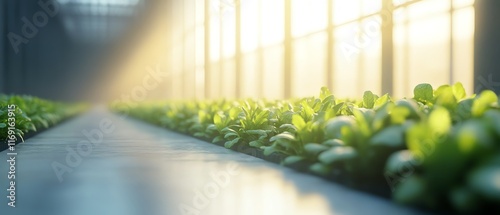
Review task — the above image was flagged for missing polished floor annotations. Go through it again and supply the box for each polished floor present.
[0,107,426,215]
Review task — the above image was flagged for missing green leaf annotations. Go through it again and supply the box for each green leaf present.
[450,187,479,213]
[292,114,306,130]
[434,84,451,97]
[279,124,297,132]
[395,99,419,117]
[413,83,434,103]
[304,143,329,156]
[0,123,6,128]
[390,106,411,125]
[370,125,405,147]
[452,82,466,100]
[393,176,427,204]
[385,150,418,174]
[224,137,240,148]
[319,87,332,101]
[324,116,356,139]
[468,164,500,201]
[255,109,269,121]
[456,120,494,153]
[318,146,357,165]
[484,110,500,135]
[434,85,457,109]
[263,144,278,156]
[214,114,223,129]
[15,129,25,142]
[321,96,335,108]
[193,132,205,137]
[206,124,217,132]
[212,136,223,143]
[455,99,473,121]
[270,132,296,142]
[363,91,376,109]
[283,155,305,165]
[322,139,345,147]
[300,102,315,121]
[32,115,49,128]
[221,127,237,133]
[332,102,345,114]
[245,129,268,136]
[405,123,429,155]
[374,94,390,109]
[249,140,263,147]
[229,107,241,120]
[471,90,498,117]
[309,162,331,175]
[224,132,239,139]
[428,107,451,134]
[26,122,36,132]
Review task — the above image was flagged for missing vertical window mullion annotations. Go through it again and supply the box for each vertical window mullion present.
[257,0,264,98]
[204,0,211,99]
[358,1,364,95]
[235,0,242,98]
[284,0,292,99]
[381,0,394,95]
[449,0,454,85]
[326,0,334,91]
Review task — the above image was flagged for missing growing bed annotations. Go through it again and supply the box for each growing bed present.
[112,83,500,213]
[0,95,86,151]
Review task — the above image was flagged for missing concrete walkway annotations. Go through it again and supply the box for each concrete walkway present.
[1,107,426,215]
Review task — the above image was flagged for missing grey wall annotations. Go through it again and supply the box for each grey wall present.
[0,0,4,92]
[1,0,75,100]
[475,0,500,94]
[0,0,115,102]
[0,0,154,102]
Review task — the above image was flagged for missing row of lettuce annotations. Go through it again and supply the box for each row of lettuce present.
[0,95,87,142]
[111,83,500,213]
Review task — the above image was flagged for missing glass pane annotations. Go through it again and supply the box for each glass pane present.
[360,17,382,94]
[292,0,327,37]
[185,31,196,66]
[242,51,259,97]
[334,23,361,98]
[221,4,236,58]
[407,0,449,20]
[362,0,381,15]
[195,66,205,99]
[210,61,222,96]
[222,58,236,98]
[210,11,221,61]
[171,43,183,76]
[452,7,474,95]
[184,31,196,98]
[184,0,196,30]
[408,10,450,87]
[454,0,474,8]
[171,72,183,99]
[241,0,259,52]
[333,0,361,25]
[393,0,414,7]
[393,7,406,25]
[262,45,284,99]
[195,0,204,25]
[393,23,409,97]
[183,66,196,99]
[195,25,205,66]
[293,33,327,97]
[260,0,284,46]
